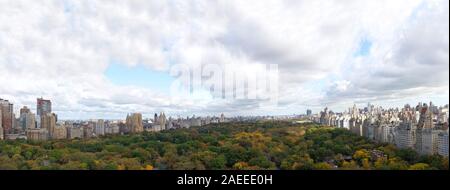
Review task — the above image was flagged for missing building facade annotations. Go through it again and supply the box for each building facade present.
[26,128,49,141]
[0,99,14,135]
[95,119,105,136]
[395,122,416,149]
[53,125,67,139]
[126,113,144,133]
[19,106,36,130]
[37,98,52,117]
[41,113,56,139]
[0,125,3,140]
[314,103,449,157]
[437,132,449,157]
[67,126,83,139]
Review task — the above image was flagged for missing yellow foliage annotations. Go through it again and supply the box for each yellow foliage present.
[409,163,430,170]
[313,162,332,170]
[353,149,370,160]
[362,158,371,170]
[144,165,154,170]
[233,162,249,170]
[117,164,126,170]
[374,157,388,169]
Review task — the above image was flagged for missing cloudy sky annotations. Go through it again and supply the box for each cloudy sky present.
[0,0,448,119]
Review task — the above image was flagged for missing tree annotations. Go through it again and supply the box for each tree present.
[353,149,370,161]
[387,157,408,170]
[409,163,430,170]
[144,165,154,170]
[340,161,359,170]
[313,162,333,170]
[0,156,17,170]
[362,158,371,170]
[209,155,227,170]
[248,156,276,169]
[395,148,419,164]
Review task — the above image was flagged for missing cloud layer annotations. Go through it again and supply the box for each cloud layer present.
[0,0,448,119]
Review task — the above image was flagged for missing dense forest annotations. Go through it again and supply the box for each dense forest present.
[0,121,448,170]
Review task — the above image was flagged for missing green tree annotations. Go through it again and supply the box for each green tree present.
[409,163,430,170]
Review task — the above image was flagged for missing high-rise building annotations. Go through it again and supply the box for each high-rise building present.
[0,108,2,139]
[395,122,416,149]
[416,128,440,155]
[20,106,30,115]
[41,113,56,139]
[306,109,312,116]
[0,108,2,127]
[0,125,3,140]
[105,123,120,134]
[53,124,67,139]
[83,124,94,138]
[37,98,52,117]
[19,106,36,130]
[95,119,105,136]
[66,125,83,139]
[418,103,434,129]
[0,99,14,135]
[220,113,225,123]
[26,128,48,141]
[159,112,167,130]
[126,113,143,133]
[437,132,449,157]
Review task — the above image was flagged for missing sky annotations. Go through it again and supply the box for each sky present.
[0,0,448,120]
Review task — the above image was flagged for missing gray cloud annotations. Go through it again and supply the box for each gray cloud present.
[325,1,449,108]
[0,0,447,118]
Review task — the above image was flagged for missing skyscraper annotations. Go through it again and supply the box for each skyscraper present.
[41,113,56,139]
[0,98,14,135]
[95,119,105,136]
[20,106,36,130]
[37,98,52,117]
[126,113,144,133]
[0,108,3,140]
[159,112,167,129]
[0,125,3,140]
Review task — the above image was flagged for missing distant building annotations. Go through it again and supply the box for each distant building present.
[83,124,94,138]
[67,126,83,139]
[378,124,396,144]
[437,132,449,157]
[37,98,52,117]
[95,119,105,136]
[41,113,56,139]
[105,123,120,134]
[159,112,167,130]
[149,124,163,132]
[220,113,225,123]
[416,128,440,155]
[0,125,3,140]
[126,113,144,133]
[0,98,14,135]
[395,122,416,149]
[26,128,48,141]
[19,106,36,130]
[53,124,67,139]
[5,134,26,140]
[306,109,312,116]
[0,109,3,140]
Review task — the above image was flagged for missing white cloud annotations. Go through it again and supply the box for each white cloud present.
[0,0,448,119]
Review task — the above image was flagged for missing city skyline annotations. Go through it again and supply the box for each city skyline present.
[1,95,448,158]
[1,96,448,121]
[0,0,449,120]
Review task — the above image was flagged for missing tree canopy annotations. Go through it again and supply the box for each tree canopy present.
[0,121,447,170]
